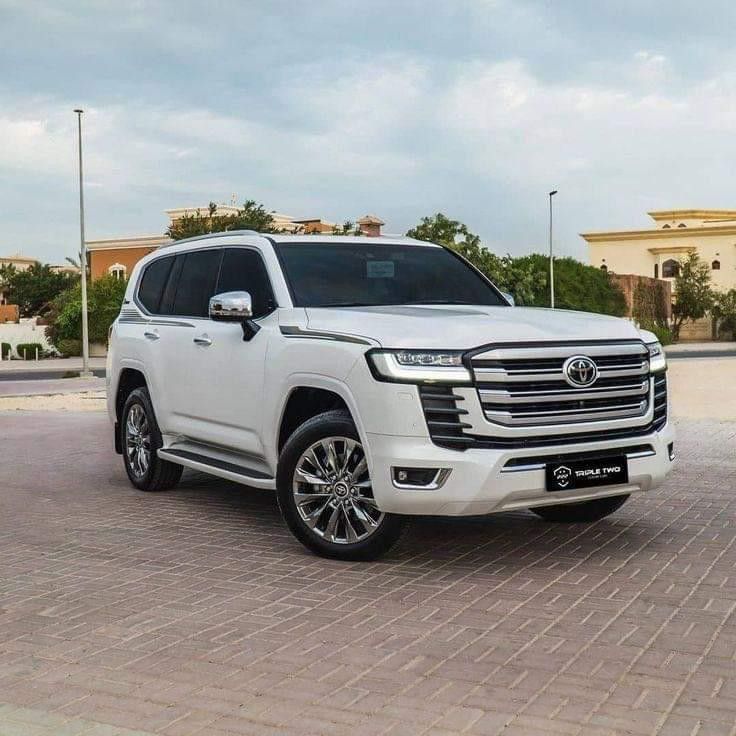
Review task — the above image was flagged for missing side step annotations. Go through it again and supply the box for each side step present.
[158,448,276,490]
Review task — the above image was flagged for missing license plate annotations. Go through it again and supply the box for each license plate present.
[545,456,628,492]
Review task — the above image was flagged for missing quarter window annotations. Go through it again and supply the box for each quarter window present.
[216,248,276,318]
[138,255,175,314]
[171,249,222,318]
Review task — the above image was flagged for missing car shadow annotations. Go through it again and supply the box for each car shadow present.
[165,469,664,573]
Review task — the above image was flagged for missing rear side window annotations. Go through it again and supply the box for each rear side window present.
[171,249,222,318]
[216,248,276,318]
[138,256,174,314]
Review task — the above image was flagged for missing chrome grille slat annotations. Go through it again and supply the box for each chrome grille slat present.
[479,381,648,404]
[471,342,651,428]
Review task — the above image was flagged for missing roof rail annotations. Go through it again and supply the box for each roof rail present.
[161,230,261,247]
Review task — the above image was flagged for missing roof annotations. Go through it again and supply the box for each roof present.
[648,209,736,222]
[0,253,38,264]
[86,235,172,251]
[356,214,385,225]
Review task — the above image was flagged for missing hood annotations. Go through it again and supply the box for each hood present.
[305,305,643,349]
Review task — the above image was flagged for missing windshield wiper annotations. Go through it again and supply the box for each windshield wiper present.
[404,299,475,305]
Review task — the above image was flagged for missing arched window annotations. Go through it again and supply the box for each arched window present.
[662,259,680,278]
[600,264,608,272]
[654,263,659,279]
[678,223,687,228]
[712,260,721,270]
[662,224,671,229]
[108,263,126,281]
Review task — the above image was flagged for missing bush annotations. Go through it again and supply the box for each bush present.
[1,342,10,359]
[46,275,127,350]
[645,324,673,346]
[16,342,43,360]
[55,338,82,357]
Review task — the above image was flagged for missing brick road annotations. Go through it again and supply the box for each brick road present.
[1,412,735,736]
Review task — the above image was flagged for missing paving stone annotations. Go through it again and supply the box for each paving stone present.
[1,412,735,735]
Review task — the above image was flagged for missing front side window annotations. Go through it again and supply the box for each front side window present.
[216,248,276,318]
[138,255,175,313]
[276,243,505,308]
[171,249,222,317]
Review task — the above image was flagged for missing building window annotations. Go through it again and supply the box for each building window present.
[109,263,126,281]
[600,264,608,272]
[662,224,671,229]
[678,223,687,228]
[662,259,680,278]
[654,263,659,279]
[712,260,721,270]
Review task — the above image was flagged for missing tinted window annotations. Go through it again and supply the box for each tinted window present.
[138,256,174,313]
[171,249,222,317]
[276,243,505,308]
[216,248,276,318]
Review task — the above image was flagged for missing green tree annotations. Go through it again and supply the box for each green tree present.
[406,213,623,313]
[671,252,714,341]
[712,289,736,340]
[167,200,281,240]
[1,262,77,317]
[45,275,127,349]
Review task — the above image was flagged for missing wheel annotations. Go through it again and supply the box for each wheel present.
[276,410,405,560]
[531,494,630,523]
[120,386,183,492]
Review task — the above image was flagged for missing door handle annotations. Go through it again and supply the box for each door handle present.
[193,335,212,346]
[143,330,160,341]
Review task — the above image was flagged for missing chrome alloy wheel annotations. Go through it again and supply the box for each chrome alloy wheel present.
[125,403,151,478]
[292,436,384,544]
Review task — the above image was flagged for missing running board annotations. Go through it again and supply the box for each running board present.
[158,448,276,490]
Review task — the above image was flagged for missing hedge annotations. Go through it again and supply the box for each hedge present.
[16,342,44,360]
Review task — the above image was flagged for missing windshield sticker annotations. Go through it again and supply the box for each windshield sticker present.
[367,260,395,278]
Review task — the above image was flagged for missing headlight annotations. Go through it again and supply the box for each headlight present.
[646,341,666,373]
[367,349,471,384]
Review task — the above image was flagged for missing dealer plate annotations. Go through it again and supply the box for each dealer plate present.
[546,456,628,492]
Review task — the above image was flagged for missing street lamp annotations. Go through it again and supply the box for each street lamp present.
[548,190,558,309]
[74,109,92,377]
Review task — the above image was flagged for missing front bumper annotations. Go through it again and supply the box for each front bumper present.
[366,421,675,516]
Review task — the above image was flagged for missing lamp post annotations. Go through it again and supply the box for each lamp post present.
[74,109,92,377]
[548,190,558,309]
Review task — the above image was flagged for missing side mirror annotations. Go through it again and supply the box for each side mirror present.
[501,291,515,306]
[209,291,253,321]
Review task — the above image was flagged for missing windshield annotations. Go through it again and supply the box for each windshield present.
[275,242,506,308]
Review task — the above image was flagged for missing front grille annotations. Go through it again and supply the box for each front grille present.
[418,341,669,451]
[470,342,650,427]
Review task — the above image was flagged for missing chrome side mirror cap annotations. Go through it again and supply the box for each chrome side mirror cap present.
[501,291,515,306]
[209,291,253,321]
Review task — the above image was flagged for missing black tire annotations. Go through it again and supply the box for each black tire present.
[531,494,630,523]
[120,386,183,492]
[276,410,405,561]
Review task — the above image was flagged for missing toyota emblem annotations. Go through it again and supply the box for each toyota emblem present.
[563,355,598,388]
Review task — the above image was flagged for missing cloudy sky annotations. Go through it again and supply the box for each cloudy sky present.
[3,0,736,264]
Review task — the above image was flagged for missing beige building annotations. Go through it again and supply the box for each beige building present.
[582,209,736,339]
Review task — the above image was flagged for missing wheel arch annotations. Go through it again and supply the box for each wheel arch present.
[114,367,149,453]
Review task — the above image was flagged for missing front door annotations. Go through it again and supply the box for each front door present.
[163,246,276,461]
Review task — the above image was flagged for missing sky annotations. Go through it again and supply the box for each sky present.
[3,0,736,264]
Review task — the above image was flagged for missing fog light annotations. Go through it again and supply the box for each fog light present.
[392,467,451,489]
[668,442,675,462]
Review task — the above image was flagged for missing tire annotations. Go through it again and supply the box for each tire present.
[120,386,183,492]
[531,494,630,523]
[276,410,405,561]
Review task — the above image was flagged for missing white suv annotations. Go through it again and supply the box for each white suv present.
[107,232,674,560]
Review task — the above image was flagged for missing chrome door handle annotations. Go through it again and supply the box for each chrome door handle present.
[143,331,160,341]
[193,335,212,346]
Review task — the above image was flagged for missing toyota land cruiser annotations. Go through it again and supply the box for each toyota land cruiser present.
[107,232,674,560]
